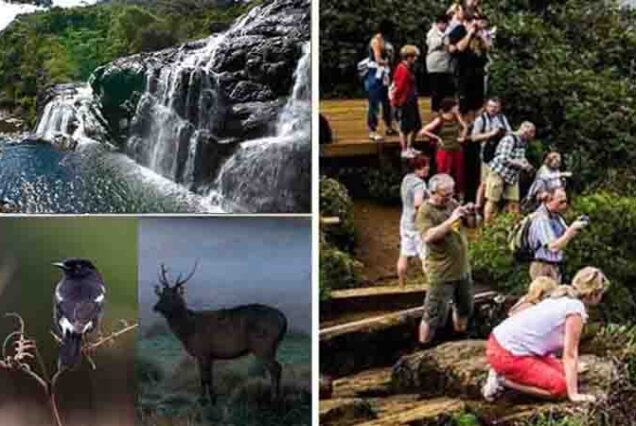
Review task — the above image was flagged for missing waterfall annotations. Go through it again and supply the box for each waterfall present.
[35,84,109,147]
[214,42,311,213]
[125,36,225,186]
[30,0,309,212]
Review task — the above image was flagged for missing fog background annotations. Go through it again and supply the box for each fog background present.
[138,217,311,334]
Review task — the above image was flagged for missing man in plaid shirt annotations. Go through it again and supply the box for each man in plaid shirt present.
[484,121,536,222]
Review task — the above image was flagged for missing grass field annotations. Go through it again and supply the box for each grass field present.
[137,323,311,425]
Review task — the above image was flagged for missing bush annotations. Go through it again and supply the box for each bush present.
[319,239,363,297]
[470,193,636,323]
[319,176,357,251]
[363,163,402,204]
[469,213,529,295]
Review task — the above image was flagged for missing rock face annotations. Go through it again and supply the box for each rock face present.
[392,340,616,399]
[89,0,309,162]
[321,340,621,426]
[33,0,310,212]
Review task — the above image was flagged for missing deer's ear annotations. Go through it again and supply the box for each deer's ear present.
[154,285,162,296]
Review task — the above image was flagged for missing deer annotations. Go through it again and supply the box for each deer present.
[152,262,288,403]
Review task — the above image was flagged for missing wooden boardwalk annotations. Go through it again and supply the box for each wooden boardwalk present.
[320,98,434,158]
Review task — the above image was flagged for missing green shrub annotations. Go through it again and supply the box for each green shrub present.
[363,164,402,204]
[564,193,636,323]
[319,176,357,251]
[470,193,636,323]
[469,213,529,295]
[319,241,362,296]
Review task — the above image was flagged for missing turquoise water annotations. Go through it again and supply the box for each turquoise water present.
[0,138,222,213]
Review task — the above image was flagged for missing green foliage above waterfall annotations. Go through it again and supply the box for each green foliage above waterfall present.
[0,0,254,126]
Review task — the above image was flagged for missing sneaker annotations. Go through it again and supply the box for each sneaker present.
[401,149,414,159]
[481,368,504,402]
[369,131,383,142]
[408,147,422,155]
[385,127,399,136]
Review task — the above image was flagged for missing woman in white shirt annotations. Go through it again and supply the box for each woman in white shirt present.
[482,267,609,403]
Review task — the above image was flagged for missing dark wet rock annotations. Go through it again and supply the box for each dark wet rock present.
[51,134,78,151]
[217,136,310,213]
[89,0,308,147]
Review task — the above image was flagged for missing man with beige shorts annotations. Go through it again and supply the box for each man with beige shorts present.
[484,121,536,222]
[470,97,512,211]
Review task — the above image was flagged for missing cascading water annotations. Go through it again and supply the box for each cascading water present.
[124,36,225,186]
[10,0,309,213]
[35,84,109,147]
[214,42,311,213]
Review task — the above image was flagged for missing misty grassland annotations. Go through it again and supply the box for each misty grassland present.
[137,321,311,426]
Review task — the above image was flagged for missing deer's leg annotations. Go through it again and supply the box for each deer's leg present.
[263,357,282,401]
[197,357,215,404]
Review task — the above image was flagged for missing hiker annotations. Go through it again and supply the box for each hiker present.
[416,173,477,344]
[419,98,469,202]
[527,187,588,283]
[523,151,572,212]
[508,276,558,316]
[484,121,536,222]
[364,23,398,142]
[392,45,423,159]
[447,8,490,116]
[470,97,512,211]
[397,155,430,287]
[483,267,609,403]
[426,13,454,113]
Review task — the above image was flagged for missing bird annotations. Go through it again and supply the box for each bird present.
[52,258,106,370]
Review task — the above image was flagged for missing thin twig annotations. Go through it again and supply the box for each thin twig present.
[1,313,137,426]
[86,323,138,351]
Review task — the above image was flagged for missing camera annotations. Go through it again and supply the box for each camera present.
[577,215,590,226]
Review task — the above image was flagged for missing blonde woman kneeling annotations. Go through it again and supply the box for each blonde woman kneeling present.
[482,267,609,403]
[508,276,558,316]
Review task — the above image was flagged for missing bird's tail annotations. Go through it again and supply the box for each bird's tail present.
[58,333,82,370]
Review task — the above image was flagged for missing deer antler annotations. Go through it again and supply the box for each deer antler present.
[158,263,171,288]
[175,260,199,287]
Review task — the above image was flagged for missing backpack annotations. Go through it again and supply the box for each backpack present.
[508,212,539,263]
[357,58,371,81]
[479,113,510,163]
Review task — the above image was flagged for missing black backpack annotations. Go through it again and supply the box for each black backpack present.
[479,113,510,163]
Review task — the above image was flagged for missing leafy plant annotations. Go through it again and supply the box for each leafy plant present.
[470,193,636,323]
[319,176,357,251]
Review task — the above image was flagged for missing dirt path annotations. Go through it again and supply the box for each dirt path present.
[352,200,404,283]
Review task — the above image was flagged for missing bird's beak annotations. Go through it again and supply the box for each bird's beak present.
[52,262,68,270]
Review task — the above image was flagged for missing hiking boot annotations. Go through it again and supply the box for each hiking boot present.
[481,368,504,402]
[385,127,398,136]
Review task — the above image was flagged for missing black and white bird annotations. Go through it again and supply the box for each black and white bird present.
[52,258,106,370]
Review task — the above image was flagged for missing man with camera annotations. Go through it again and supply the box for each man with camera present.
[527,187,589,283]
[471,97,512,210]
[484,121,536,222]
[416,173,478,344]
